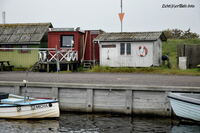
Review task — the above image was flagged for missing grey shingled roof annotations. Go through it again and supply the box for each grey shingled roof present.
[0,23,52,44]
[94,32,167,42]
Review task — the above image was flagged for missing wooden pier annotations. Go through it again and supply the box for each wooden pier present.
[0,81,200,116]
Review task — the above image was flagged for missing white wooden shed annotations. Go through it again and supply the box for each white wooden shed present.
[94,32,167,67]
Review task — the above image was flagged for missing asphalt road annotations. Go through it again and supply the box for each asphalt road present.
[0,72,199,87]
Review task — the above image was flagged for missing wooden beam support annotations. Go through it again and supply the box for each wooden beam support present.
[52,87,59,100]
[10,86,20,95]
[86,89,93,112]
[125,90,132,114]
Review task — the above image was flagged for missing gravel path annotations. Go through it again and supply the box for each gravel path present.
[0,72,199,87]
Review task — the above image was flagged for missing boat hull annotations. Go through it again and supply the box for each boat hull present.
[168,93,200,121]
[0,102,59,119]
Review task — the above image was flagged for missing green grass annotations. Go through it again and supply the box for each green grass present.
[87,66,200,76]
[162,39,200,68]
[13,67,27,71]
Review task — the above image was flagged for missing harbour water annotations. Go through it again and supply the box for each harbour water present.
[0,113,199,133]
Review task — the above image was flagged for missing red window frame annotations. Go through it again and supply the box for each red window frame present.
[21,45,28,53]
[0,45,13,51]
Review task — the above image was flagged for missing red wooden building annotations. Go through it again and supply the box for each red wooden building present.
[48,28,103,67]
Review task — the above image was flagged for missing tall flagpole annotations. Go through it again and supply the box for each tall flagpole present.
[118,0,124,32]
[121,0,123,32]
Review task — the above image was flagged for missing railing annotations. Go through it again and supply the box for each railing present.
[38,49,78,62]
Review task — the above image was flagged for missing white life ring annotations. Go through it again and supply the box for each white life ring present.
[138,46,148,57]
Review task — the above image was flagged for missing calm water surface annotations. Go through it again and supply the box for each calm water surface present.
[0,113,199,133]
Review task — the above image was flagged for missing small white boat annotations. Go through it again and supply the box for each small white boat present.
[168,92,200,121]
[0,92,60,119]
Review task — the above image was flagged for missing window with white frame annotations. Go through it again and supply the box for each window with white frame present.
[120,43,131,55]
[126,43,131,55]
[120,43,125,55]
[61,35,74,48]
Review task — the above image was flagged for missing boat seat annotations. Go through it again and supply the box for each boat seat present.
[0,92,9,100]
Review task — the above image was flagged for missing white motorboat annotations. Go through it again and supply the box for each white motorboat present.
[0,92,60,119]
[168,92,200,121]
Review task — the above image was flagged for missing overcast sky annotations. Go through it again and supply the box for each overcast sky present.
[0,0,199,34]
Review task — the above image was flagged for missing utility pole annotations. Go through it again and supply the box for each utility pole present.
[118,0,125,32]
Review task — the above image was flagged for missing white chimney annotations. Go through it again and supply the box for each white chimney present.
[2,11,6,24]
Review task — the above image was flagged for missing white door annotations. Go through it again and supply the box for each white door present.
[101,44,117,66]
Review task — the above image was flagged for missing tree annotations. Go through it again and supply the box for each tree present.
[163,29,199,39]
[180,28,199,39]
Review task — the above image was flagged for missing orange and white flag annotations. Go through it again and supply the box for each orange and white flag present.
[118,13,125,22]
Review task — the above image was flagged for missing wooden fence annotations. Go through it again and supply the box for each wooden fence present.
[177,44,200,68]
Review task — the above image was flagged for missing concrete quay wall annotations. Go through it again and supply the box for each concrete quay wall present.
[0,81,200,116]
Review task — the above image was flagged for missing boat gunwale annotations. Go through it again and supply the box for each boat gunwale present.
[0,101,59,108]
[168,93,200,106]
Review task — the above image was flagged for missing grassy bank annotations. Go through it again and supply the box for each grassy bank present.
[87,66,200,76]
[162,39,200,68]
